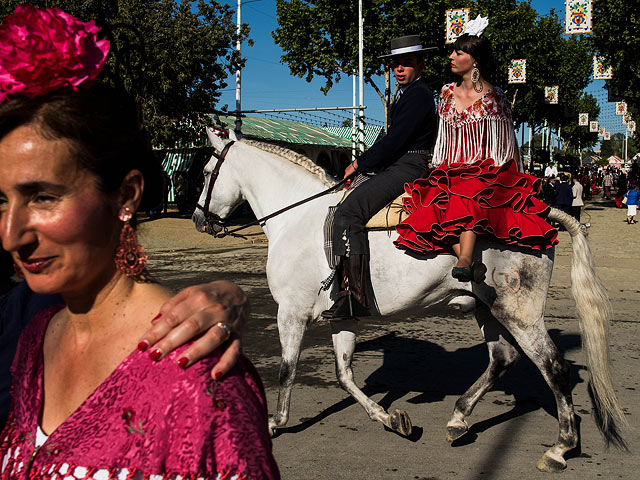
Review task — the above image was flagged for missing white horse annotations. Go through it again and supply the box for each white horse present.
[192,129,626,472]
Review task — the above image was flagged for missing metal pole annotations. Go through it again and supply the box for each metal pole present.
[625,129,628,162]
[234,0,242,136]
[241,106,367,113]
[352,74,357,161]
[528,124,532,163]
[358,0,364,153]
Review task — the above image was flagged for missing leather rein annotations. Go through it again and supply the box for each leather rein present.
[195,141,349,239]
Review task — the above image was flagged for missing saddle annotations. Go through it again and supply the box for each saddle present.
[342,188,410,230]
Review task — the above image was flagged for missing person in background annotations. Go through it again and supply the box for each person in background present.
[0,6,278,479]
[581,169,592,200]
[623,185,639,224]
[542,176,557,207]
[554,174,572,231]
[571,176,584,222]
[603,169,614,200]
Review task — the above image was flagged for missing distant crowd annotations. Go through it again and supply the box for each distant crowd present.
[534,159,640,225]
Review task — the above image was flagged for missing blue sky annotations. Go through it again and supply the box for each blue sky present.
[218,0,627,137]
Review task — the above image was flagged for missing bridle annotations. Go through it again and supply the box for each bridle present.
[194,140,235,236]
[194,140,350,239]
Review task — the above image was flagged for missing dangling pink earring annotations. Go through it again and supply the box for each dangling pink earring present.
[114,207,147,278]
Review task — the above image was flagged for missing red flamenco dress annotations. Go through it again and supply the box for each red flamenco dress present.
[395,83,558,254]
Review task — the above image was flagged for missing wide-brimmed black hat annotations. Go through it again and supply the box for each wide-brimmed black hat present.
[378,35,437,59]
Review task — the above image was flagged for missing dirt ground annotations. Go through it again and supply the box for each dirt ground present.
[139,197,639,480]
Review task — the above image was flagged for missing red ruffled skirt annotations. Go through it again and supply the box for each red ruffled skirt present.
[394,159,558,254]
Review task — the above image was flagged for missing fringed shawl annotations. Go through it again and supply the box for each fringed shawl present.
[432,83,520,170]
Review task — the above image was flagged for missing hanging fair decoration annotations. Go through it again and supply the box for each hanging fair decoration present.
[445,8,470,44]
[589,120,599,132]
[508,59,526,84]
[544,86,559,104]
[598,126,606,137]
[593,56,613,80]
[623,113,632,125]
[578,113,589,126]
[628,121,636,133]
[615,101,627,115]
[565,0,592,34]
[603,131,611,140]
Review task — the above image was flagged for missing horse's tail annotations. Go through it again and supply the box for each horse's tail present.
[548,207,628,449]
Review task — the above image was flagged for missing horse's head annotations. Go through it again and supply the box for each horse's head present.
[192,128,244,236]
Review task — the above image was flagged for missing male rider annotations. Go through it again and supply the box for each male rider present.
[323,35,437,319]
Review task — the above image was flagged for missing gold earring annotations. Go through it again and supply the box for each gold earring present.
[471,63,483,93]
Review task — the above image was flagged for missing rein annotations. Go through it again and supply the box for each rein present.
[195,140,349,239]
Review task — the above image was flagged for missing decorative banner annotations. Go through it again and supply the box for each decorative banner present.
[565,0,592,34]
[598,126,606,137]
[628,121,636,133]
[593,56,613,80]
[622,113,632,125]
[445,8,469,44]
[589,120,599,132]
[615,101,627,115]
[544,86,559,104]
[508,59,526,84]
[604,131,611,140]
[578,113,589,126]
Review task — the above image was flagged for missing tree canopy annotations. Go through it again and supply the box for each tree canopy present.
[0,0,247,147]
[273,0,593,134]
[558,93,600,153]
[592,0,639,145]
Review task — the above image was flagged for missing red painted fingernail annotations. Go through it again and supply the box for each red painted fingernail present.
[150,348,162,361]
[177,357,189,368]
[151,313,162,324]
[137,340,149,352]
[214,371,223,380]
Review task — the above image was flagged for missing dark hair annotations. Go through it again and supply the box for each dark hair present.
[452,34,494,80]
[0,83,162,212]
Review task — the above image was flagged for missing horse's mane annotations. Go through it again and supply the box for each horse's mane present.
[242,140,338,187]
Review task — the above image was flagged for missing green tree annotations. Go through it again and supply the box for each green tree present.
[0,0,246,147]
[559,93,600,154]
[273,0,592,134]
[592,0,639,150]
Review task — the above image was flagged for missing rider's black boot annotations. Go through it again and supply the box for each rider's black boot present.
[321,254,371,319]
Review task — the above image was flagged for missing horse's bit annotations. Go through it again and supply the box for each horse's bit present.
[194,140,235,236]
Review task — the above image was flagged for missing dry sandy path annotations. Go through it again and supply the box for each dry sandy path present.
[139,198,639,480]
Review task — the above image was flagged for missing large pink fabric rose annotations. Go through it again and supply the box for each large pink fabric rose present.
[0,5,110,103]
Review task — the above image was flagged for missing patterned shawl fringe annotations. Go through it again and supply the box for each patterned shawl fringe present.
[432,115,518,168]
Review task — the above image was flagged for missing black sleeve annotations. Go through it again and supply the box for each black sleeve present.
[357,84,436,172]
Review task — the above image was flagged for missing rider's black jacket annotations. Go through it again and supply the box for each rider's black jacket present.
[356,77,436,173]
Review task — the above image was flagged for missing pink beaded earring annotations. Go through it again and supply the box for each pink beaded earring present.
[114,207,147,277]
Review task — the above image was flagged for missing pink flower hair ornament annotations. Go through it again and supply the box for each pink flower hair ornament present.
[0,4,110,103]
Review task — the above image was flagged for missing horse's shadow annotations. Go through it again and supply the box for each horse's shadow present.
[276,328,585,444]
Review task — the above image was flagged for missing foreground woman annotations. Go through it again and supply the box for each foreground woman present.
[0,5,278,479]
[395,18,557,280]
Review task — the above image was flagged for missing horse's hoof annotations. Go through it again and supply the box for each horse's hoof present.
[268,416,280,438]
[389,409,412,436]
[446,421,469,443]
[536,452,567,473]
